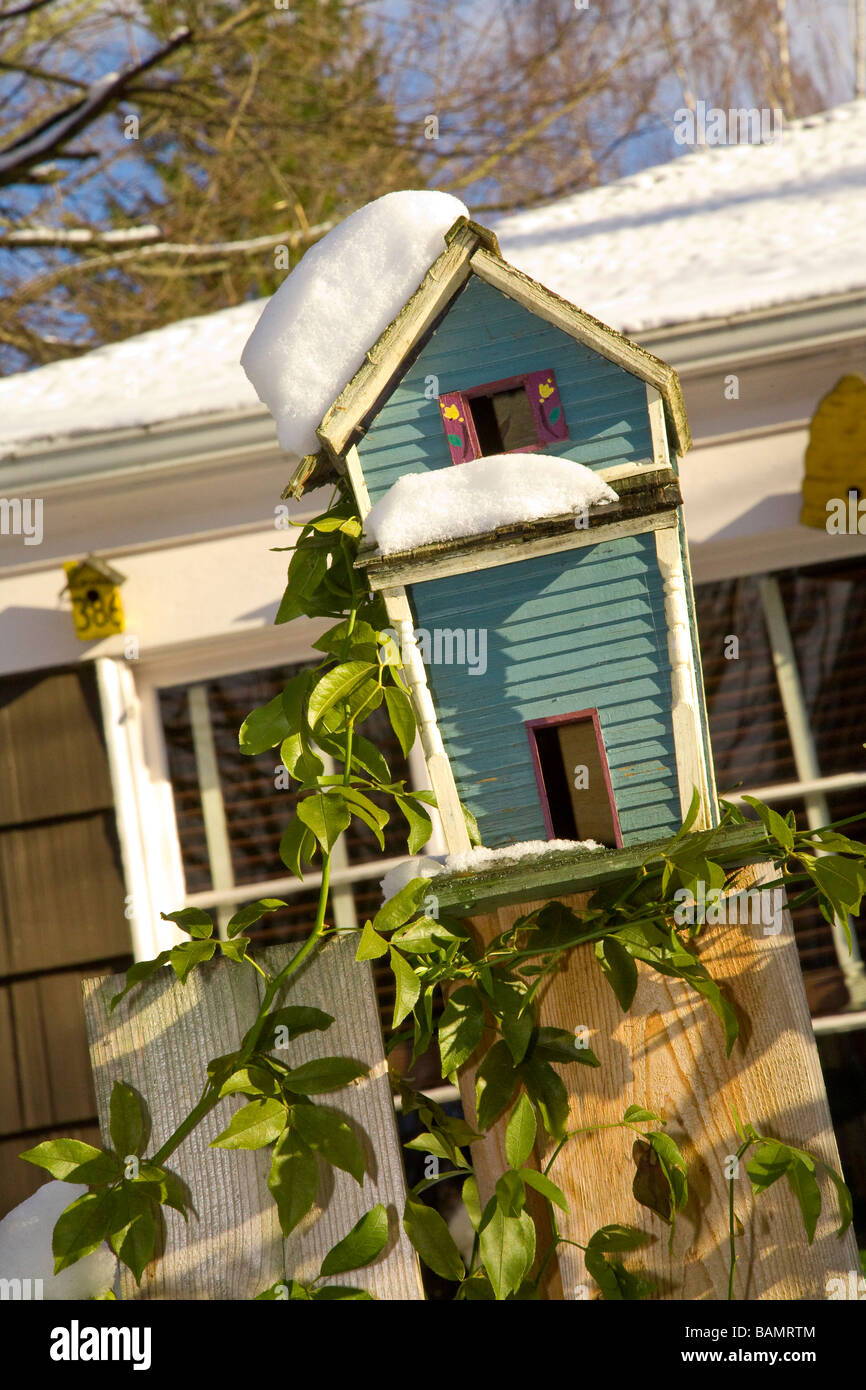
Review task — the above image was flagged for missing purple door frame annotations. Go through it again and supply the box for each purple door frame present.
[525,708,623,847]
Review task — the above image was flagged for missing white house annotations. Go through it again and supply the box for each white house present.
[1,101,864,1216]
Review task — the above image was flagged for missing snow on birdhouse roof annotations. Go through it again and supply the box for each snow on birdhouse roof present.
[1,102,864,459]
[363,454,619,555]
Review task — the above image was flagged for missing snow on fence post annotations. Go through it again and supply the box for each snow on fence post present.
[83,937,424,1300]
[458,863,859,1301]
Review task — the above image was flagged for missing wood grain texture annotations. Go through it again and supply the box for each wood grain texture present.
[84,937,424,1300]
[459,863,858,1300]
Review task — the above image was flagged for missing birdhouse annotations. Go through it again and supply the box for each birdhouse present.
[62,555,126,641]
[281,216,717,854]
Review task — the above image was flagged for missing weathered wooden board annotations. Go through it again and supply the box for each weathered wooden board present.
[458,863,859,1300]
[83,937,424,1300]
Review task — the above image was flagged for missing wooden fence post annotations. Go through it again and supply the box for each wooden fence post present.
[458,863,859,1300]
[83,936,424,1300]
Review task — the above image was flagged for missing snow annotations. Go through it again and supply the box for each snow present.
[0,1181,116,1300]
[380,856,445,901]
[493,101,866,334]
[380,839,603,899]
[3,102,865,457]
[364,454,618,554]
[0,300,265,453]
[443,839,602,875]
[240,190,469,460]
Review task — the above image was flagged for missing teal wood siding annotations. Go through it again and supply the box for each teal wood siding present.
[357,277,653,506]
[407,534,681,848]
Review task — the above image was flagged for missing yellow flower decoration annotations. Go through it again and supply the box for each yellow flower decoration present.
[538,379,554,400]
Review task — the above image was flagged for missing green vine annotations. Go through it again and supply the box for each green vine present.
[21,481,863,1300]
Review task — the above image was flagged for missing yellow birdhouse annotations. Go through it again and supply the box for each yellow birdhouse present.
[62,555,126,640]
[800,374,866,529]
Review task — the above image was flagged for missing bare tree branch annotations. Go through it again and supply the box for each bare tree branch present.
[0,25,192,188]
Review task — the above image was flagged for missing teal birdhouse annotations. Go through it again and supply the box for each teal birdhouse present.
[283,217,717,856]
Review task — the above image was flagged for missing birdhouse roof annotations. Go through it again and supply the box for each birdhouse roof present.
[279,215,690,499]
[63,555,126,588]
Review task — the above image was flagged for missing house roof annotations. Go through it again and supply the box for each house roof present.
[1,100,864,463]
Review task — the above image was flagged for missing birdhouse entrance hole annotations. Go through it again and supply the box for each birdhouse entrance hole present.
[526,710,621,848]
[471,384,537,453]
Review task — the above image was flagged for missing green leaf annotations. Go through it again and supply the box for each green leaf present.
[297,790,352,853]
[160,907,214,939]
[396,794,432,854]
[462,801,482,846]
[463,1174,483,1232]
[746,1140,792,1196]
[321,1204,389,1277]
[475,1041,519,1131]
[519,1167,569,1212]
[390,948,421,1028]
[587,1223,651,1252]
[584,1246,622,1299]
[373,876,431,934]
[280,1056,368,1095]
[806,854,866,924]
[210,1097,286,1149]
[820,1163,854,1238]
[505,1093,537,1170]
[383,684,416,756]
[446,432,462,447]
[402,1198,465,1282]
[355,920,390,961]
[110,951,171,1009]
[107,1187,157,1285]
[218,935,250,965]
[478,1203,535,1300]
[268,1129,318,1238]
[225,899,287,938]
[623,1105,662,1124]
[742,795,795,852]
[438,987,484,1077]
[518,1057,570,1140]
[279,815,316,879]
[501,1008,534,1067]
[312,1284,374,1300]
[52,1191,115,1275]
[308,661,376,727]
[291,1105,365,1184]
[530,1026,600,1068]
[280,668,312,733]
[257,1005,334,1050]
[169,938,216,984]
[20,1138,120,1186]
[595,936,638,1011]
[218,1065,279,1099]
[239,693,290,755]
[786,1155,821,1244]
[495,1169,526,1217]
[393,916,462,954]
[109,1081,146,1158]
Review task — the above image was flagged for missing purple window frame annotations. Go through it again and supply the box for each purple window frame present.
[440,368,568,463]
[525,708,623,848]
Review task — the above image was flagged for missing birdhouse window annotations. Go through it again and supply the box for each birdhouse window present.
[438,368,568,465]
[526,710,621,848]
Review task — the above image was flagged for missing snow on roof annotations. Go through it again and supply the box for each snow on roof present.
[240,189,468,459]
[2,102,864,457]
[493,100,866,335]
[364,454,618,554]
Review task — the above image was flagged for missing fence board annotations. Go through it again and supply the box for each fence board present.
[83,936,424,1300]
[459,863,860,1300]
